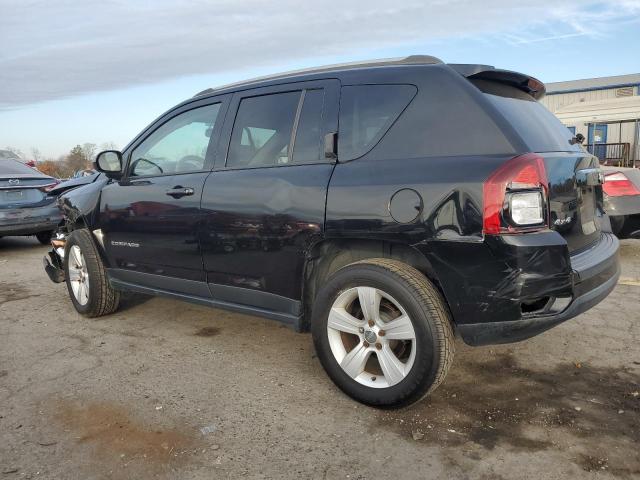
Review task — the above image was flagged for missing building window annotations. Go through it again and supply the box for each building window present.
[615,87,633,97]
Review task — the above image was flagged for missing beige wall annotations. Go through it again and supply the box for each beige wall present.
[542,87,640,162]
[541,86,638,112]
[556,119,637,145]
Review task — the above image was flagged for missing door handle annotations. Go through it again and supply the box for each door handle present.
[166,186,195,198]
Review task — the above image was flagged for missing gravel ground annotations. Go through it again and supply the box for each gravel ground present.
[0,236,639,480]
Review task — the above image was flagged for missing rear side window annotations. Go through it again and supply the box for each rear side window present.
[472,79,581,153]
[363,69,517,160]
[339,85,416,161]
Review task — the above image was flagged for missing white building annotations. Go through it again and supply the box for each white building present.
[540,74,640,167]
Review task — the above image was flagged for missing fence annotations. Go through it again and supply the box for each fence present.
[585,143,631,167]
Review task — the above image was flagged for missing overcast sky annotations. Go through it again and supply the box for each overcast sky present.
[1,0,639,158]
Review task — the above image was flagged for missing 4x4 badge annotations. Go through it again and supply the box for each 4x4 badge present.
[554,216,573,226]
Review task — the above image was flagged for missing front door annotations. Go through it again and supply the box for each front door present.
[588,123,608,162]
[200,80,339,319]
[100,98,227,294]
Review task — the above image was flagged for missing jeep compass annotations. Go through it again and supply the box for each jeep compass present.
[44,56,620,407]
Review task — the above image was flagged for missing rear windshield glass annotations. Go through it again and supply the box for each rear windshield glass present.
[339,84,417,161]
[0,159,42,175]
[472,79,581,153]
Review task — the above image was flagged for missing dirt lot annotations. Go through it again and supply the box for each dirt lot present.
[1,237,639,480]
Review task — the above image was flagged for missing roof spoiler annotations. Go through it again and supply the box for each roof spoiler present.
[449,64,546,100]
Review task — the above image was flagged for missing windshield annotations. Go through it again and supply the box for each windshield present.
[0,150,21,160]
[472,79,582,153]
[0,158,43,176]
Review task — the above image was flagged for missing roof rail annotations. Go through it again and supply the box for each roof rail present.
[193,55,443,97]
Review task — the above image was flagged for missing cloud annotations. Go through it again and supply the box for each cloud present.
[1,0,638,108]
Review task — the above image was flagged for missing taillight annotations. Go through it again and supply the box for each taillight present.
[39,181,59,193]
[483,153,548,235]
[603,172,640,197]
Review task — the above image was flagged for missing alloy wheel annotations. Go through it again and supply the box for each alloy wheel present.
[327,286,417,388]
[68,245,90,306]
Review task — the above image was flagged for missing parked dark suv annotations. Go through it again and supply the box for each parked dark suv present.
[44,56,620,407]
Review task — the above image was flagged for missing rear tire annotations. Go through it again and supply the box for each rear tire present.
[64,229,120,317]
[35,230,53,245]
[311,258,455,408]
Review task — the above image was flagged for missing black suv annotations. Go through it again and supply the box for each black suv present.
[44,56,619,407]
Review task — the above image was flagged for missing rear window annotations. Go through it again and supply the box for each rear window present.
[339,85,417,161]
[472,79,581,153]
[0,150,20,160]
[0,159,42,175]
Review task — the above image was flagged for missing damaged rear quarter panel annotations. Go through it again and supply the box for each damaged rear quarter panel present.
[417,232,572,325]
[326,154,575,326]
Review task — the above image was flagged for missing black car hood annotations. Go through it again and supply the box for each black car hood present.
[49,173,103,196]
[57,174,109,226]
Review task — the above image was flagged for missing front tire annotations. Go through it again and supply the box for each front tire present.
[311,258,455,408]
[64,229,120,317]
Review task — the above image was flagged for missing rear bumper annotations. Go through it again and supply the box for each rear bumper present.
[604,194,640,217]
[456,232,620,346]
[0,203,62,236]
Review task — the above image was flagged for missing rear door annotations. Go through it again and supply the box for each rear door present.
[472,79,603,253]
[99,97,228,293]
[201,80,339,315]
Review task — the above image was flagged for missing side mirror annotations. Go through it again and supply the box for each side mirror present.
[94,150,123,179]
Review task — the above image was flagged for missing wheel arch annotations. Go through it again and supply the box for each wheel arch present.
[301,238,447,332]
[63,216,113,269]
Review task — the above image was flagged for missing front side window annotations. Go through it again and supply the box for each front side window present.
[130,103,221,177]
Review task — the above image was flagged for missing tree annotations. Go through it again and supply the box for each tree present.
[36,157,73,178]
[37,160,62,177]
[31,147,42,164]
[65,145,89,173]
[100,141,118,151]
[81,143,97,163]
